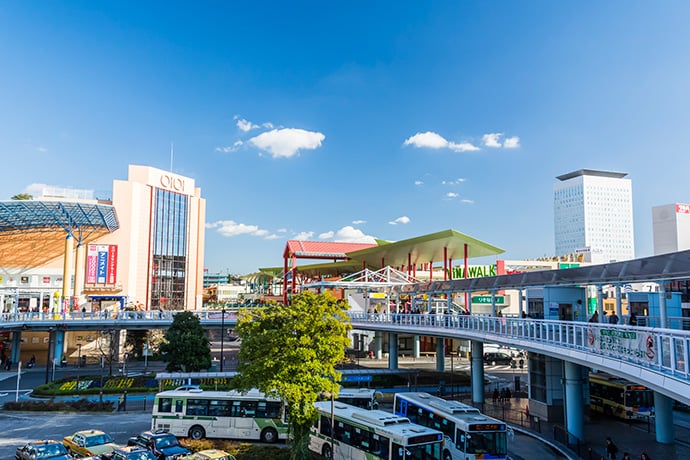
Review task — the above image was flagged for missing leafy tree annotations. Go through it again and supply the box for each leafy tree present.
[159,311,212,372]
[11,193,32,200]
[232,291,351,460]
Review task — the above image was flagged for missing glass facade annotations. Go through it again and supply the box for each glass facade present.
[150,188,188,310]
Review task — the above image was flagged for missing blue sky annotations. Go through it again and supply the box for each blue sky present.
[2,2,690,275]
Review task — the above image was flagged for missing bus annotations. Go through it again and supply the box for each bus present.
[393,392,508,460]
[589,372,654,420]
[151,388,289,443]
[335,388,381,410]
[310,401,444,460]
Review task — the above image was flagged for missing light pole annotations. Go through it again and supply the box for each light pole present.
[220,308,225,372]
[77,343,82,368]
[44,327,54,384]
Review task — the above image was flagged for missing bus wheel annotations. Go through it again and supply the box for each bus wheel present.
[188,425,205,440]
[443,450,452,460]
[322,444,332,459]
[261,427,278,443]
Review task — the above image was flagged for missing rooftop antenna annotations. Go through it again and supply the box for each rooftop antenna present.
[170,142,174,172]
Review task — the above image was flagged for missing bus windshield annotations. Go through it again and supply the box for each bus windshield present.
[626,389,654,408]
[465,431,507,456]
[399,443,442,459]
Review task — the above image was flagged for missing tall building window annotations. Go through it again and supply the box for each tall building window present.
[151,189,188,310]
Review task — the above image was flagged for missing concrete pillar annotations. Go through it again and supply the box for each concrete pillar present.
[54,330,66,365]
[471,341,485,404]
[388,332,398,370]
[10,331,22,365]
[435,339,445,372]
[654,391,674,444]
[563,361,585,442]
[659,284,668,329]
[413,335,420,359]
[597,285,604,323]
[615,284,623,320]
[518,289,524,317]
[374,331,383,359]
[61,233,74,311]
[73,242,86,309]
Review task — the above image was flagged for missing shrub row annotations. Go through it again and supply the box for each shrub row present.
[3,399,114,412]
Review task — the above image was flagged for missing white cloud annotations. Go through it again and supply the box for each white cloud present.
[293,231,315,240]
[319,231,335,239]
[265,234,280,240]
[236,118,259,132]
[277,228,288,233]
[404,132,450,149]
[332,226,377,244]
[24,183,49,197]
[448,141,480,152]
[249,128,325,158]
[36,147,48,153]
[461,199,474,204]
[388,216,411,225]
[446,192,459,198]
[206,220,270,237]
[442,178,466,185]
[414,180,424,186]
[482,133,503,148]
[215,140,243,153]
[352,220,366,225]
[503,136,520,148]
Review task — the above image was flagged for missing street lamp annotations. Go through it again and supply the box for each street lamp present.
[220,308,226,372]
[44,327,54,384]
[77,343,82,368]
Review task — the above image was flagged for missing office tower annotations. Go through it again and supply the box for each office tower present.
[554,169,634,264]
[652,203,690,255]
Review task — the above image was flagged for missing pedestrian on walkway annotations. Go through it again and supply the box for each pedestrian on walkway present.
[605,437,618,460]
[640,453,650,460]
[492,388,499,404]
[621,453,631,460]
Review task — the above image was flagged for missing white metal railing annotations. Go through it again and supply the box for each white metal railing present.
[347,312,690,385]
[0,308,241,324]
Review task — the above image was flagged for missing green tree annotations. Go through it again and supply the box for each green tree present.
[159,311,212,372]
[11,193,32,200]
[232,291,351,460]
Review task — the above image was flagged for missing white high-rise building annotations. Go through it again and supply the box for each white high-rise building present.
[652,203,690,255]
[554,169,635,264]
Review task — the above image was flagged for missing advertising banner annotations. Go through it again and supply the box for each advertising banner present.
[586,327,656,362]
[97,245,108,283]
[107,244,118,284]
[86,245,98,283]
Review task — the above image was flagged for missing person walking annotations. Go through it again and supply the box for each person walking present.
[621,453,631,460]
[605,437,618,460]
[640,453,651,460]
[629,312,638,326]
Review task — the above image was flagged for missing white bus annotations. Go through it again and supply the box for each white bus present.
[151,388,289,443]
[335,388,381,410]
[310,401,444,460]
[393,392,508,460]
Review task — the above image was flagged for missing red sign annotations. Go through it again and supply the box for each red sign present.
[676,204,690,214]
[107,245,118,284]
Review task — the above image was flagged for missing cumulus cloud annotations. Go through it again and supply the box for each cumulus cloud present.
[318,231,335,239]
[332,226,377,244]
[215,140,244,153]
[277,228,288,233]
[503,136,520,148]
[206,220,270,237]
[482,133,503,148]
[293,231,315,240]
[446,192,459,198]
[265,234,280,240]
[236,118,259,132]
[442,178,466,185]
[352,219,366,225]
[404,131,480,152]
[414,180,424,186]
[388,216,411,225]
[249,128,325,158]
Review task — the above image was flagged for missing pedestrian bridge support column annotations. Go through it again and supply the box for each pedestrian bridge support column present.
[11,331,22,365]
[388,332,398,370]
[435,339,445,372]
[471,341,484,404]
[54,329,66,365]
[654,391,674,444]
[564,361,585,442]
[413,335,420,359]
[374,331,382,360]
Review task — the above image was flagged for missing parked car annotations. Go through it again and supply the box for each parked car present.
[483,352,515,366]
[127,430,191,460]
[107,446,157,460]
[16,440,71,460]
[179,450,236,460]
[63,429,119,458]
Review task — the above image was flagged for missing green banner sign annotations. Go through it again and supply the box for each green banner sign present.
[472,296,505,304]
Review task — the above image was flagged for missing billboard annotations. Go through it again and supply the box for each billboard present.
[86,244,118,285]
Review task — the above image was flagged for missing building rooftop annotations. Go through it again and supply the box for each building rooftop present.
[556,169,628,181]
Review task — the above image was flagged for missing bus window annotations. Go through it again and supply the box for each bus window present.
[174,400,183,413]
[158,398,172,413]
